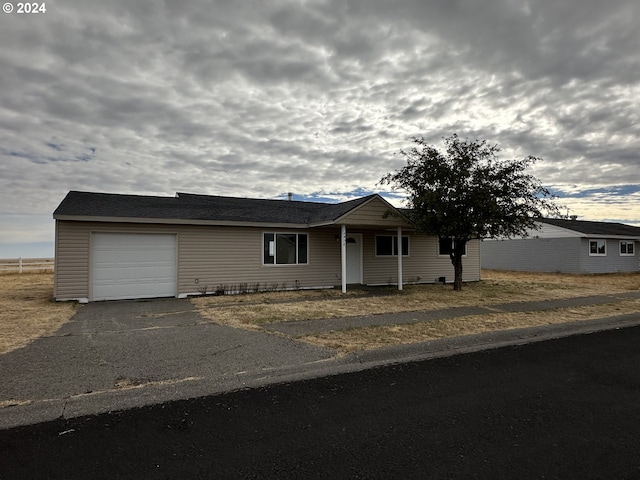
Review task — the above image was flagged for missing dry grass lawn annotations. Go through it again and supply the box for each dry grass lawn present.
[194,270,640,352]
[0,273,76,354]
[303,299,640,353]
[193,270,640,326]
[1,270,638,356]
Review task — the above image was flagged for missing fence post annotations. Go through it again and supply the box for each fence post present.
[19,257,23,274]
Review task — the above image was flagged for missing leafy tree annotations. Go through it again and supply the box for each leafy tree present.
[380,134,562,290]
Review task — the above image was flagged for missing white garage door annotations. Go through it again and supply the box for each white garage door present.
[92,233,177,301]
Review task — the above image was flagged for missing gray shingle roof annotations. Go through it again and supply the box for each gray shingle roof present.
[542,217,640,237]
[53,191,381,225]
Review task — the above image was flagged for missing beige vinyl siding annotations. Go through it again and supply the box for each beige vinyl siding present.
[55,220,482,301]
[361,233,481,285]
[178,228,342,294]
[54,221,91,300]
[55,221,346,300]
[339,197,412,227]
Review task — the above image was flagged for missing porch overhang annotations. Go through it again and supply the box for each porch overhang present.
[329,195,414,293]
[335,223,411,293]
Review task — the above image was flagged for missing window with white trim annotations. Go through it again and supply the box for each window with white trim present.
[620,240,635,256]
[263,233,308,265]
[589,239,606,256]
[438,237,467,256]
[375,235,409,256]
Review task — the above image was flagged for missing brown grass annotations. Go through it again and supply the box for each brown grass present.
[192,270,640,326]
[302,299,640,353]
[1,271,638,356]
[0,273,76,354]
[482,269,640,291]
[193,270,640,352]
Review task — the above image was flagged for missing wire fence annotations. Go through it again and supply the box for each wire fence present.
[0,258,54,274]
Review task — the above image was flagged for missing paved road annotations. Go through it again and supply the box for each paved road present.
[2,325,640,479]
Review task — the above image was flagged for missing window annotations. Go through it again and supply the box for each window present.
[589,239,606,256]
[438,237,467,256]
[375,235,409,256]
[620,241,635,256]
[263,233,308,265]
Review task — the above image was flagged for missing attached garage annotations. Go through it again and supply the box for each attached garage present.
[91,233,177,301]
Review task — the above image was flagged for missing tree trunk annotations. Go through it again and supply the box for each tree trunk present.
[450,239,466,291]
[453,253,463,290]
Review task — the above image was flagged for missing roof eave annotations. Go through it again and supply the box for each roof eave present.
[53,215,309,229]
[579,234,640,240]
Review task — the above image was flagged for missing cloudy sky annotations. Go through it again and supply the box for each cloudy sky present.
[1,0,639,257]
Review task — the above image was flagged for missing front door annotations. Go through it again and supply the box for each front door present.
[346,233,363,284]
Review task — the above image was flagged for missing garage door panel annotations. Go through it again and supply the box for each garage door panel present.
[92,233,177,301]
[95,280,175,300]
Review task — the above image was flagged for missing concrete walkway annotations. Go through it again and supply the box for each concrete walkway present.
[266,291,640,336]
[1,292,639,429]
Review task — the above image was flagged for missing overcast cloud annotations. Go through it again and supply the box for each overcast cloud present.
[1,0,639,256]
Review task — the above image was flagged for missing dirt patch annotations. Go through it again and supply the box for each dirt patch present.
[0,273,76,354]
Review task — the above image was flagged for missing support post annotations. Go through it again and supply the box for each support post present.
[397,226,403,291]
[341,224,347,293]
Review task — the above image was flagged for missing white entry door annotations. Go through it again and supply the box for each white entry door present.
[91,233,177,301]
[346,233,363,284]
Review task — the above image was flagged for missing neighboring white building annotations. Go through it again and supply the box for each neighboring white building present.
[481,218,640,274]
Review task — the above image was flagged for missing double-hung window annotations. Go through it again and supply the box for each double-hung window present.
[589,239,606,256]
[263,233,308,265]
[375,235,409,256]
[620,241,635,256]
[438,237,466,256]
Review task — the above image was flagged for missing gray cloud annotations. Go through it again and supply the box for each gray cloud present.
[1,0,639,253]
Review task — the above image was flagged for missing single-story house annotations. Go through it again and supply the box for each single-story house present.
[481,217,640,274]
[53,191,480,302]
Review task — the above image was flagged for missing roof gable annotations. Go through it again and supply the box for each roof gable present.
[332,195,412,228]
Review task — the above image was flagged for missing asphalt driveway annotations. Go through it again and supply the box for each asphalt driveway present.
[0,298,335,428]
